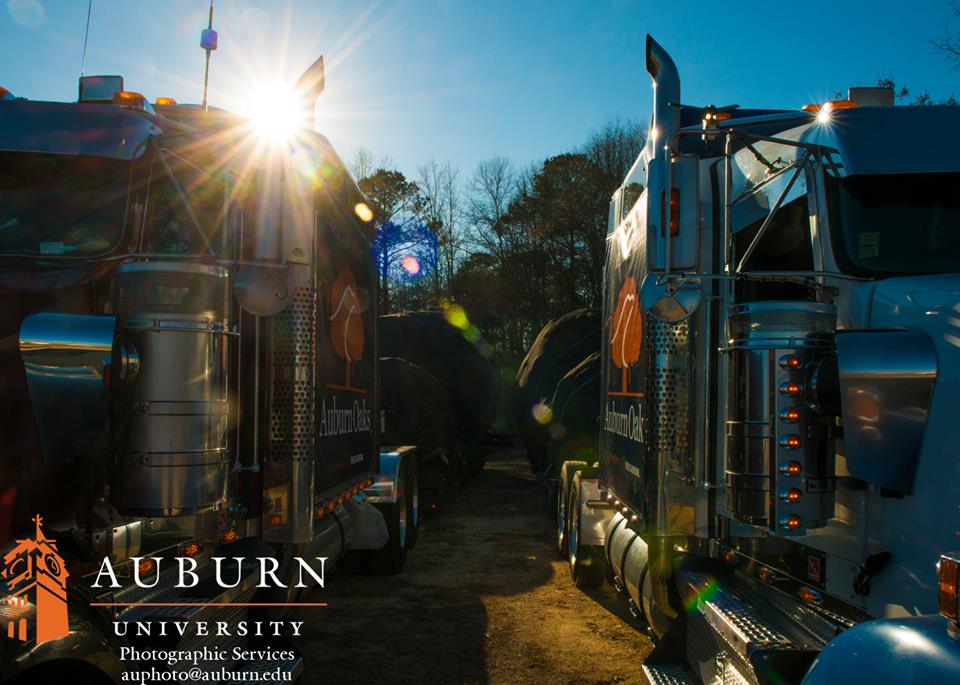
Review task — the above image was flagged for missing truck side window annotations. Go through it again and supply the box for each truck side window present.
[143,153,226,255]
[733,194,814,301]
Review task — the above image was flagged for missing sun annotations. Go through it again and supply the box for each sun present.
[246,83,308,142]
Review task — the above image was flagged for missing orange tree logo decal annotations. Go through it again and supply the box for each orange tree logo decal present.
[610,276,644,397]
[1,515,69,644]
[326,266,366,393]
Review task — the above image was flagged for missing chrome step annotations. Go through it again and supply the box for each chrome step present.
[679,570,832,685]
[641,664,695,685]
[680,571,792,657]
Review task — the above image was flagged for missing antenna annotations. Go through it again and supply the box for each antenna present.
[80,0,93,78]
[200,0,218,110]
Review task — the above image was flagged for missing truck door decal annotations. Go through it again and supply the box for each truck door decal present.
[609,276,644,397]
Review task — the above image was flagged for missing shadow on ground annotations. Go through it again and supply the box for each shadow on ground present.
[296,447,651,685]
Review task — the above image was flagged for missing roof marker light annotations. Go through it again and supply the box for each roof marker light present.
[112,91,146,110]
[155,97,177,106]
[823,99,856,112]
[802,103,821,113]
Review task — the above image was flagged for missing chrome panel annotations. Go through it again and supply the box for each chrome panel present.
[836,330,936,494]
[110,262,232,516]
[579,476,614,547]
[19,312,115,463]
[726,302,837,533]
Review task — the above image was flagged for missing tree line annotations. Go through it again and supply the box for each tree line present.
[353,119,646,369]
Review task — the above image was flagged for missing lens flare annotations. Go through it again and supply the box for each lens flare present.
[401,255,421,275]
[532,402,553,425]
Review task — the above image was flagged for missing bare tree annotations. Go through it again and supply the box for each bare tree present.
[418,160,465,294]
[934,0,960,69]
[581,118,646,185]
[350,147,375,181]
[467,157,517,260]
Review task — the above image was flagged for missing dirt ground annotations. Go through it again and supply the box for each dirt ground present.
[296,447,652,685]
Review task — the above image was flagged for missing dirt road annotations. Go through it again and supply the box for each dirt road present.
[296,448,652,684]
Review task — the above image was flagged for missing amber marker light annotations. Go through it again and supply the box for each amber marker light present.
[112,91,146,110]
[781,461,802,476]
[155,97,177,106]
[269,514,283,526]
[722,550,739,566]
[780,488,802,503]
[823,99,856,112]
[757,566,774,583]
[780,381,803,396]
[780,408,801,423]
[180,541,202,557]
[781,515,802,530]
[219,528,238,544]
[138,558,156,575]
[780,434,802,450]
[802,103,822,113]
[939,553,960,620]
[779,354,802,370]
[799,586,821,604]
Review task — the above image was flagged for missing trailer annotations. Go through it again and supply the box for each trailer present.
[0,57,419,681]
[556,34,960,685]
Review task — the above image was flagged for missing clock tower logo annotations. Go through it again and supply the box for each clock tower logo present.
[0,515,69,644]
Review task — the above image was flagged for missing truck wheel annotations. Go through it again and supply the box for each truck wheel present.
[375,466,408,574]
[405,457,420,550]
[568,471,605,587]
[557,460,587,558]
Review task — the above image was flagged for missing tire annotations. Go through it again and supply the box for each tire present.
[568,471,605,587]
[374,465,408,574]
[405,457,420,550]
[557,460,587,558]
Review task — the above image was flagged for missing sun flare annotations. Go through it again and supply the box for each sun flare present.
[246,83,307,142]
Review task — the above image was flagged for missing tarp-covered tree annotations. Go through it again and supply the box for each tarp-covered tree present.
[610,276,642,395]
[329,266,364,391]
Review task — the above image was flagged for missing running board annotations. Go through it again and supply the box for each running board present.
[641,664,695,685]
[679,570,832,685]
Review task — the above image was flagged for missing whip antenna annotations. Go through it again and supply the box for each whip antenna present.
[200,0,218,110]
[80,0,93,77]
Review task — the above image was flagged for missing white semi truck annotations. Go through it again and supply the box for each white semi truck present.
[557,34,960,685]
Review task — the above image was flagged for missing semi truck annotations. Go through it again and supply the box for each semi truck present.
[556,35,960,684]
[0,57,421,681]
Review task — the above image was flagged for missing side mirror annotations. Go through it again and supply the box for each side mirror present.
[647,155,698,272]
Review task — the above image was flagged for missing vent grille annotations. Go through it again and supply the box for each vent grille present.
[649,318,690,473]
[270,285,316,462]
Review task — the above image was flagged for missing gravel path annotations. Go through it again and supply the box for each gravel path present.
[297,449,652,684]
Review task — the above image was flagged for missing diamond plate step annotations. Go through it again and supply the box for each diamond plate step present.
[642,664,695,685]
[681,571,792,659]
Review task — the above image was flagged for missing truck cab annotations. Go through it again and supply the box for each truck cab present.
[559,34,960,685]
[0,76,418,681]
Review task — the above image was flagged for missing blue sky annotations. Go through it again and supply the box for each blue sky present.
[1,0,957,179]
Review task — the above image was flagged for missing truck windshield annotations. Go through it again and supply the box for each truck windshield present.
[0,152,130,256]
[827,172,960,276]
